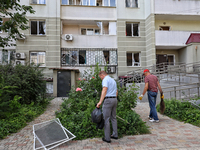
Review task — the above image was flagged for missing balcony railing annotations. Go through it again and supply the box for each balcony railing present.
[61,48,117,67]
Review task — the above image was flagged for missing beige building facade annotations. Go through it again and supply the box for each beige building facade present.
[1,0,200,95]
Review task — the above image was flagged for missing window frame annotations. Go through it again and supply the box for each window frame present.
[126,22,139,37]
[31,0,46,4]
[126,0,138,8]
[81,28,101,35]
[126,52,141,67]
[30,20,46,35]
[30,51,46,67]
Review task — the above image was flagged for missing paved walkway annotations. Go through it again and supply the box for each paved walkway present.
[0,98,200,150]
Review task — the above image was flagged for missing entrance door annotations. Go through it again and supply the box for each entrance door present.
[57,71,71,97]
[156,54,167,64]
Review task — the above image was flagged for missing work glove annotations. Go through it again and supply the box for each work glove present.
[139,94,143,100]
[160,93,164,99]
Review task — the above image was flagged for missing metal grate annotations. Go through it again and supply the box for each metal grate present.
[61,48,117,67]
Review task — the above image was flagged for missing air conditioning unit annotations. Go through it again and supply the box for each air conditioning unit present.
[17,33,26,40]
[15,53,26,59]
[106,66,116,74]
[65,34,73,41]
[15,60,25,65]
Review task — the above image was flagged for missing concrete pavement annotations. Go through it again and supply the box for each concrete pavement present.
[0,98,200,150]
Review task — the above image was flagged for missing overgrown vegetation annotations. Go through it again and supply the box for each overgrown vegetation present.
[0,64,51,139]
[56,65,150,140]
[157,98,200,127]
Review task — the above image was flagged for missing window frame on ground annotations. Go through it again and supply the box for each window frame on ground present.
[30,20,46,35]
[31,0,46,4]
[126,0,138,8]
[127,52,141,66]
[126,23,139,37]
[30,52,46,67]
[81,28,100,35]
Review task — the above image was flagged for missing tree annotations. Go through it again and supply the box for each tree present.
[0,0,35,48]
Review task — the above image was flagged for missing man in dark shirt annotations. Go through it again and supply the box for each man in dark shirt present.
[139,69,163,122]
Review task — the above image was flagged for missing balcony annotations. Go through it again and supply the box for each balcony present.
[61,5,116,21]
[155,30,200,49]
[154,0,200,16]
[61,34,117,48]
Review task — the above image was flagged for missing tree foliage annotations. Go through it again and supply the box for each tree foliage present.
[0,0,35,48]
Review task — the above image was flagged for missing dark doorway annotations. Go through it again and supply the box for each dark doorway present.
[57,71,71,97]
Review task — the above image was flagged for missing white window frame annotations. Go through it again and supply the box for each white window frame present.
[126,0,138,8]
[126,23,139,37]
[81,28,101,35]
[30,52,46,67]
[127,52,141,67]
[30,20,46,35]
[31,0,46,4]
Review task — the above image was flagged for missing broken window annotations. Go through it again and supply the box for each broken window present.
[126,23,139,37]
[31,0,46,4]
[79,50,86,64]
[126,0,138,8]
[31,21,46,35]
[30,52,46,67]
[103,51,109,64]
[127,52,140,66]
[159,26,170,31]
[81,28,100,35]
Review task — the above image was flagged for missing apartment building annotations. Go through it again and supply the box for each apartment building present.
[1,0,200,96]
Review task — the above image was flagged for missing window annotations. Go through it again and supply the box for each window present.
[103,0,115,6]
[0,50,15,65]
[159,26,170,31]
[81,28,100,35]
[31,0,46,4]
[126,23,139,37]
[0,20,3,33]
[62,0,74,5]
[62,51,86,65]
[127,52,140,66]
[126,0,138,8]
[31,21,46,35]
[30,52,46,67]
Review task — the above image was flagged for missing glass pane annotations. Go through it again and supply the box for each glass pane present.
[127,53,132,66]
[39,21,45,35]
[82,0,89,5]
[134,53,139,62]
[81,29,86,35]
[126,24,132,36]
[62,0,68,4]
[110,0,115,7]
[95,29,100,35]
[38,52,45,66]
[71,51,78,65]
[30,53,38,64]
[79,50,86,64]
[103,51,109,64]
[32,0,37,4]
[90,0,96,6]
[31,21,37,35]
[87,29,93,35]
[133,24,138,36]
[126,0,131,7]
[103,0,109,6]
[69,0,73,5]
[39,0,46,4]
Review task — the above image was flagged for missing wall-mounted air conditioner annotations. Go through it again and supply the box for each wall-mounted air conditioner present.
[15,53,26,59]
[106,66,116,74]
[15,60,25,65]
[65,34,73,41]
[17,33,26,40]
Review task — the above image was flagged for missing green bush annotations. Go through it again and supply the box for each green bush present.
[157,98,200,127]
[56,64,150,140]
[0,64,46,104]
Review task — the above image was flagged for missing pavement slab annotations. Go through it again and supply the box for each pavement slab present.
[0,99,200,150]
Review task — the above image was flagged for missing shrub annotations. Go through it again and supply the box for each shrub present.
[56,64,150,140]
[157,98,200,127]
[0,64,46,104]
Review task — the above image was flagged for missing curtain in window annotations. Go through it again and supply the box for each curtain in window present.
[62,0,68,4]
[126,0,131,7]
[90,0,96,6]
[38,52,45,66]
[103,0,109,6]
[39,0,45,4]
[39,21,45,35]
